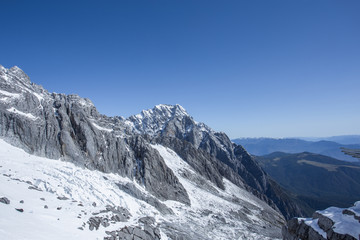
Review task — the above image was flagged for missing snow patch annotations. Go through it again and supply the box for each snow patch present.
[303,218,327,238]
[317,205,360,239]
[7,107,38,120]
[92,122,113,132]
[78,98,93,107]
[32,92,44,102]
[0,89,21,98]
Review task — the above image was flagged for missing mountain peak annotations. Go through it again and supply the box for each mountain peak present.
[126,104,190,136]
[135,104,188,120]
[8,65,31,84]
[153,104,188,117]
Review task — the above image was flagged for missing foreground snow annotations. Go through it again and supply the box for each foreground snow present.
[0,139,283,239]
[318,203,360,239]
[0,139,161,240]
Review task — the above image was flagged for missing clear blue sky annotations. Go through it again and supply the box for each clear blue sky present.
[1,0,359,138]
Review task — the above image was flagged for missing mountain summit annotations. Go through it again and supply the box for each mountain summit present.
[126,104,192,136]
[0,65,304,239]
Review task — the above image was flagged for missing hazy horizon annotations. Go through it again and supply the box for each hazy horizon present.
[232,135,360,139]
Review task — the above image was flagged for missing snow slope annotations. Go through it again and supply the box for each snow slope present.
[0,138,284,239]
[0,139,161,240]
[152,144,284,239]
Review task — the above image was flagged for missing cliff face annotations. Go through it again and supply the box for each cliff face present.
[283,201,360,240]
[0,65,189,205]
[126,103,305,219]
[0,65,303,219]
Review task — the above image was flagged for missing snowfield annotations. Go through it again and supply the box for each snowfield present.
[0,139,283,240]
[0,139,162,240]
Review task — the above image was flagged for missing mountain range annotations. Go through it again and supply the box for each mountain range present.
[298,135,360,145]
[232,138,360,162]
[0,65,307,239]
[255,152,360,215]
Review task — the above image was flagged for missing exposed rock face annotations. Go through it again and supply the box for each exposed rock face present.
[283,201,360,240]
[104,217,162,240]
[128,104,304,219]
[0,65,189,206]
[0,65,302,220]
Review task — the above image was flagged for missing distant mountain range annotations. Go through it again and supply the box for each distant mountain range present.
[298,135,360,145]
[255,152,360,215]
[232,137,360,162]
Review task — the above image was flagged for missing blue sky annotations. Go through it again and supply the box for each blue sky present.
[1,0,359,138]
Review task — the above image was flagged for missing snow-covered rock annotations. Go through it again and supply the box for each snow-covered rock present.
[282,202,360,240]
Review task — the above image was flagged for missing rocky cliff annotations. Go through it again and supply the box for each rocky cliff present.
[0,65,303,221]
[126,102,304,219]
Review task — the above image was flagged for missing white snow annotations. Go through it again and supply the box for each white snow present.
[7,107,38,120]
[302,218,327,238]
[151,144,283,240]
[77,98,94,107]
[317,204,360,239]
[32,92,44,102]
[92,122,113,132]
[0,139,160,240]
[0,89,21,98]
[299,202,360,239]
[152,144,265,210]
[0,74,10,82]
[0,137,284,240]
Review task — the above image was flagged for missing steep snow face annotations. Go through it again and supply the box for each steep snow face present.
[0,138,284,239]
[151,144,285,239]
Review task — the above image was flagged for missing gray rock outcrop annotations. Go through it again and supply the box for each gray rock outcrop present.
[0,197,10,204]
[0,65,189,206]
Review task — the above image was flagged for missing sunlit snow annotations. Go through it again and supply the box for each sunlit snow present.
[6,107,38,120]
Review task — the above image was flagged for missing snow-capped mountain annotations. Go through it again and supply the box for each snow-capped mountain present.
[0,65,303,239]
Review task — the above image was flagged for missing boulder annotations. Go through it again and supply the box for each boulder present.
[0,197,10,204]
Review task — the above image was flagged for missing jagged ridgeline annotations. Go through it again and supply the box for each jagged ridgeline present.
[0,65,303,221]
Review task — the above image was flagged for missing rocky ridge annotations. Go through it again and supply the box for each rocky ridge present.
[0,65,189,207]
[0,65,304,238]
[127,103,304,219]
